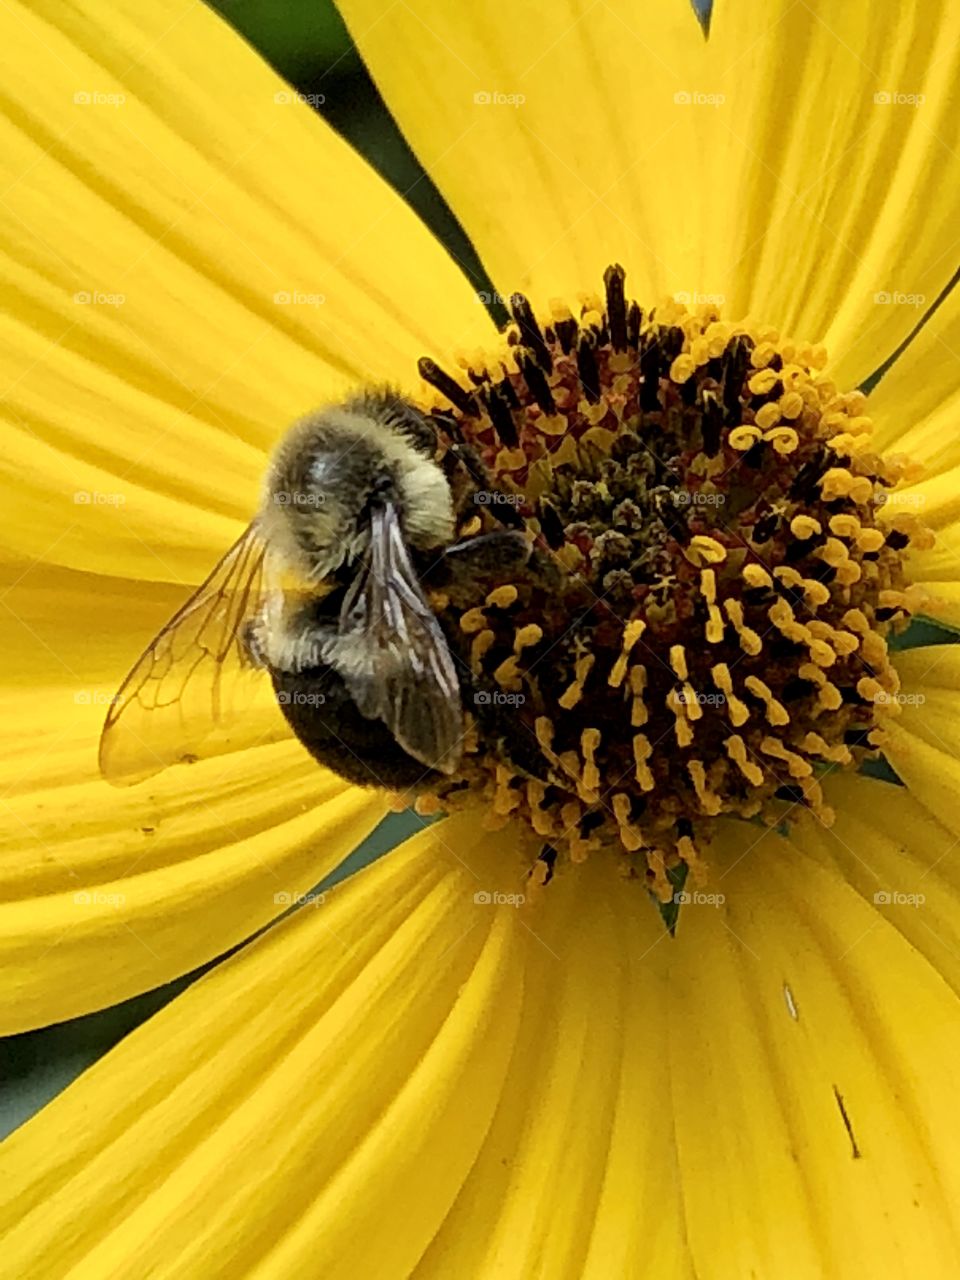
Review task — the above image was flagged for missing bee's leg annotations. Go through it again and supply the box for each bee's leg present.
[440,529,531,573]
[245,609,338,676]
[443,441,526,529]
[422,529,563,608]
[241,617,269,668]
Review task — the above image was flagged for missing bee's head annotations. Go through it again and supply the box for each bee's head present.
[261,406,455,580]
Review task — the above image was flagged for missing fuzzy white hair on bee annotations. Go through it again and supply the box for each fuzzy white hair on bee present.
[258,395,455,582]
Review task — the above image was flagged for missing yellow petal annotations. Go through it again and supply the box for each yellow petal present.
[341,0,960,394]
[1,563,383,1032]
[417,854,685,1279]
[867,286,960,605]
[909,575,960,628]
[5,811,960,1275]
[794,772,960,999]
[0,816,525,1279]
[705,0,960,389]
[870,280,960,457]
[668,819,960,1277]
[338,0,710,305]
[0,0,492,584]
[885,646,960,836]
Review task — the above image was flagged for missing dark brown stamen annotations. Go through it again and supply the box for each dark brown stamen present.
[604,263,628,352]
[418,357,478,416]
[510,293,553,373]
[576,334,601,403]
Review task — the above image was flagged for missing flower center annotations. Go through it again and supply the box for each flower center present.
[406,266,930,900]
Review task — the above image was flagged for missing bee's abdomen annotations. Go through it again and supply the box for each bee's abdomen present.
[271,666,438,789]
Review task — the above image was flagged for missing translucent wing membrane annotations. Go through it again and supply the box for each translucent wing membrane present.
[339,504,463,773]
[99,522,285,785]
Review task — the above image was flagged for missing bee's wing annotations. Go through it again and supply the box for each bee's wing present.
[339,504,463,774]
[99,521,285,786]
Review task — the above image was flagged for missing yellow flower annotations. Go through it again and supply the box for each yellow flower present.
[3,0,960,1276]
